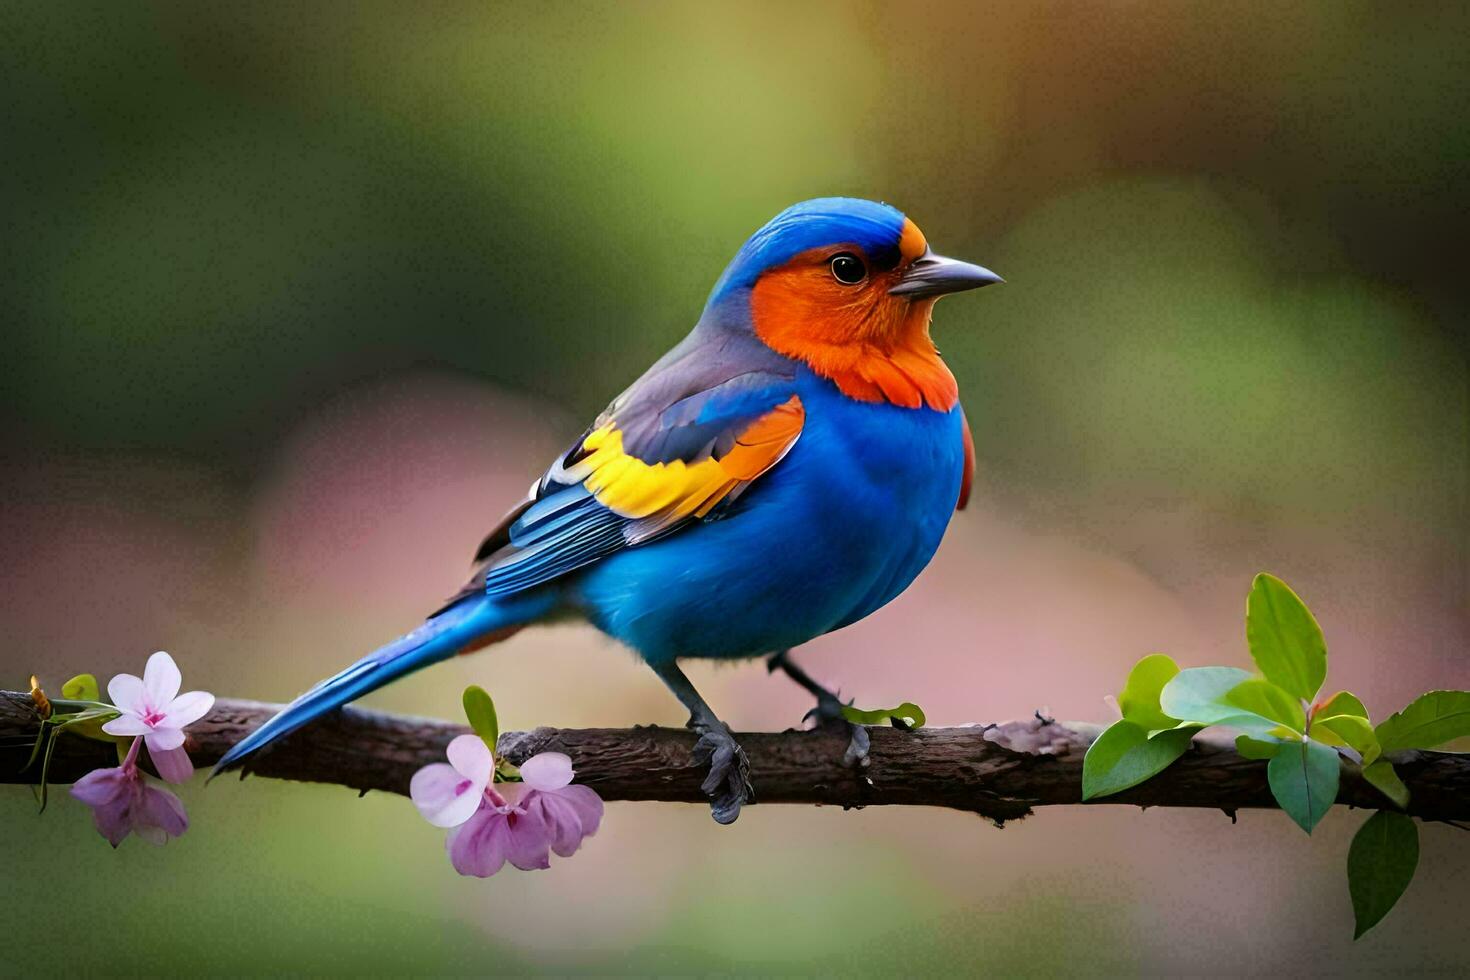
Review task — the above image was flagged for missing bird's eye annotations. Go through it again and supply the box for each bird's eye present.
[829,253,866,285]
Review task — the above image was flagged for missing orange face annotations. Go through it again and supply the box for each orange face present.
[748,218,959,411]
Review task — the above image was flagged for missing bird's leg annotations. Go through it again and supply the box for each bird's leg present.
[650,661,752,825]
[766,649,871,769]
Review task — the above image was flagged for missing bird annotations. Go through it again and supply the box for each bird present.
[214,197,1001,823]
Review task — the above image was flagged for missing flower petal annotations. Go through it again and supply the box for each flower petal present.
[446,806,509,877]
[93,799,136,846]
[137,782,188,841]
[107,673,146,715]
[142,651,182,706]
[445,734,494,789]
[518,752,573,791]
[555,784,604,840]
[522,792,577,857]
[162,690,214,729]
[101,715,151,737]
[89,773,144,846]
[410,763,483,828]
[524,785,603,857]
[503,808,552,870]
[144,727,186,752]
[70,766,128,807]
[148,743,194,784]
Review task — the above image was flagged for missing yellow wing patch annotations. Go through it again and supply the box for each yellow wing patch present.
[566,395,805,524]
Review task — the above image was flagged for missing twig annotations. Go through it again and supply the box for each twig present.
[2,691,1466,823]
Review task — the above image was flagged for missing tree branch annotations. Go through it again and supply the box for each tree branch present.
[3,691,1466,823]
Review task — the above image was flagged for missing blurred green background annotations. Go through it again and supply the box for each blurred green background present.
[2,2,1467,976]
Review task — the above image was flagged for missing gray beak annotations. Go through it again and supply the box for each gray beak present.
[889,249,1003,298]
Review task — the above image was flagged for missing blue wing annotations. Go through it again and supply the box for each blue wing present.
[439,326,802,609]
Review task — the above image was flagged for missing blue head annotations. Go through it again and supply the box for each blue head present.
[706,198,913,307]
[700,197,1001,411]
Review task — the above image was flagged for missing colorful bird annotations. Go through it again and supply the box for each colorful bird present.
[215,198,1001,822]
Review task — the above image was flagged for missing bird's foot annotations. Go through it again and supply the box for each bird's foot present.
[804,694,872,770]
[690,719,752,825]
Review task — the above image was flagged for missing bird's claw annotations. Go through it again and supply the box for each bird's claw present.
[802,691,850,725]
[806,693,872,770]
[841,722,871,769]
[690,720,751,825]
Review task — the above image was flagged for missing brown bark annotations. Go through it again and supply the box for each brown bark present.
[2,691,1465,823]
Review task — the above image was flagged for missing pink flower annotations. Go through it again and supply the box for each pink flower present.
[410,735,602,877]
[70,737,188,847]
[445,789,554,875]
[517,753,603,858]
[101,651,213,784]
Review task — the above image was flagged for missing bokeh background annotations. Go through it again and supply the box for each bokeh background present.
[2,2,1467,975]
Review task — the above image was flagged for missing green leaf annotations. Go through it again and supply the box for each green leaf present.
[22,722,47,773]
[1362,761,1410,809]
[1267,737,1340,834]
[1375,690,1470,753]
[1225,678,1306,733]
[1235,734,1284,760]
[1317,690,1368,720]
[48,707,122,743]
[461,685,498,751]
[1159,667,1254,724]
[1348,810,1419,939]
[1245,573,1327,702]
[1082,720,1198,800]
[61,673,100,702]
[1159,668,1287,736]
[1316,714,1378,762]
[37,728,64,813]
[840,702,926,729]
[1116,654,1181,731]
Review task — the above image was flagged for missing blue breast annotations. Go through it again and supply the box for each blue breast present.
[570,368,965,665]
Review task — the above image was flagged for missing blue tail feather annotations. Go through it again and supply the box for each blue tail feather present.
[212,593,543,776]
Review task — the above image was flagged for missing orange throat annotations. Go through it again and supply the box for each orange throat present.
[749,273,959,412]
